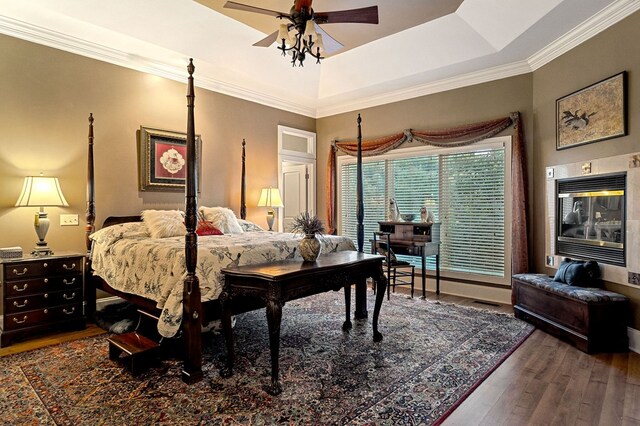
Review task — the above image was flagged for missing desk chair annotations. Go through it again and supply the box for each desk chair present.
[372,231,415,299]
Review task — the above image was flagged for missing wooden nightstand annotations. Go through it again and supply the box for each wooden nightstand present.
[0,252,85,347]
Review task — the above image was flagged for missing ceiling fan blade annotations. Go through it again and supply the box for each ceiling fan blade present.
[253,30,279,47]
[314,6,378,25]
[314,23,344,55]
[223,1,288,18]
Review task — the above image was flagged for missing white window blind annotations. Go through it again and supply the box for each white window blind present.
[338,143,506,278]
[440,150,505,276]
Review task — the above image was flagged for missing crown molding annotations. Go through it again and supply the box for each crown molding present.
[528,0,640,70]
[316,60,532,118]
[0,15,316,118]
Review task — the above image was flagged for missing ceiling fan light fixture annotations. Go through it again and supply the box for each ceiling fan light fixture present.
[277,23,292,46]
[315,33,325,54]
[303,19,317,43]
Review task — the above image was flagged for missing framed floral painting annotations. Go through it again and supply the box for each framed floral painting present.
[556,71,627,150]
[138,126,202,192]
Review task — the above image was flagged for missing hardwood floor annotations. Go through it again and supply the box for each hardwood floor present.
[0,324,105,357]
[2,289,639,425]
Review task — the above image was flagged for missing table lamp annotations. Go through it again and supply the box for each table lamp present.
[15,174,69,256]
[257,187,284,231]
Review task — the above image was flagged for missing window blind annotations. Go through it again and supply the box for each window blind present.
[338,143,506,279]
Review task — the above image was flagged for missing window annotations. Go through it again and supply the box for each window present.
[338,138,510,282]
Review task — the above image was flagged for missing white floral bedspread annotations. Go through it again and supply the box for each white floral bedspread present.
[89,222,356,337]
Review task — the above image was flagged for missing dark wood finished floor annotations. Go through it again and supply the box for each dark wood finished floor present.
[2,290,639,425]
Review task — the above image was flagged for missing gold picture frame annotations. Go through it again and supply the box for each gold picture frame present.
[138,126,202,192]
[556,71,627,150]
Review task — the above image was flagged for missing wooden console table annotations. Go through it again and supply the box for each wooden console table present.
[218,251,387,396]
[376,221,441,297]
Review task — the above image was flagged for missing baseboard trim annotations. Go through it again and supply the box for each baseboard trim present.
[628,327,640,353]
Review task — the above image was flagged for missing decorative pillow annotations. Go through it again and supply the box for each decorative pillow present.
[199,206,244,234]
[237,219,265,232]
[553,258,601,287]
[196,220,224,236]
[141,209,186,239]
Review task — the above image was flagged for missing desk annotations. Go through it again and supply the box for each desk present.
[218,251,387,395]
[376,221,441,298]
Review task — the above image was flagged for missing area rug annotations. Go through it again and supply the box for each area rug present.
[0,291,533,425]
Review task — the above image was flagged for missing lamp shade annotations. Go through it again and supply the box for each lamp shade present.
[257,187,283,208]
[15,176,69,207]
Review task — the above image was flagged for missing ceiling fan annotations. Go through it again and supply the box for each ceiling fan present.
[224,0,379,66]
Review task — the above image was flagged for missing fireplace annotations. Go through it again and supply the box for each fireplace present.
[556,172,626,266]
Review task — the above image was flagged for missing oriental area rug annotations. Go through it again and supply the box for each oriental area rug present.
[0,291,533,425]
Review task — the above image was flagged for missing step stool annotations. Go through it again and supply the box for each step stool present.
[107,331,160,375]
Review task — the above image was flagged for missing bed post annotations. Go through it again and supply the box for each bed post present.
[240,139,247,220]
[85,113,97,320]
[356,113,364,253]
[182,59,203,384]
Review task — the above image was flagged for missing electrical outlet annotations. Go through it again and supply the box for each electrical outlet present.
[60,214,79,226]
[629,272,640,286]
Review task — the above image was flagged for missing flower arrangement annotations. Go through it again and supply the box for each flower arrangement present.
[290,212,325,236]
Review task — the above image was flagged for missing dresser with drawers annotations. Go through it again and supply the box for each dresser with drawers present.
[0,252,85,347]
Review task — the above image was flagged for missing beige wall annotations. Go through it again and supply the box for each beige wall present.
[532,11,640,327]
[0,35,314,253]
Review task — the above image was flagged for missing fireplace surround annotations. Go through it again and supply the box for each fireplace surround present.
[546,152,640,287]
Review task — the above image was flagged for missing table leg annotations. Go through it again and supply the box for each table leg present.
[436,254,440,295]
[265,298,283,396]
[354,277,368,319]
[343,283,352,331]
[218,289,234,379]
[421,250,426,299]
[372,265,387,342]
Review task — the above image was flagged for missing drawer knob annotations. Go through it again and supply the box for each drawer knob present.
[13,300,28,308]
[44,278,49,284]
[13,316,27,324]
[63,278,76,285]
[63,307,75,315]
[62,263,76,270]
[63,292,76,300]
[44,309,49,314]
[13,283,28,292]
[43,263,48,268]
[12,267,28,276]
[44,293,49,298]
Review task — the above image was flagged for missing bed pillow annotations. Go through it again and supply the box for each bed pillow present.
[237,219,265,232]
[89,222,149,246]
[196,220,224,236]
[141,209,187,238]
[199,206,244,234]
[553,258,602,287]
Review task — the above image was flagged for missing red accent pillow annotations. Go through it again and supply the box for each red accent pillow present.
[196,220,224,236]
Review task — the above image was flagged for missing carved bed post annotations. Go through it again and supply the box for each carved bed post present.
[86,113,95,253]
[240,139,247,220]
[85,113,97,320]
[354,113,368,319]
[182,59,203,384]
[356,114,364,253]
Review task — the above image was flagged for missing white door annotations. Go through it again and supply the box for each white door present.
[282,163,313,232]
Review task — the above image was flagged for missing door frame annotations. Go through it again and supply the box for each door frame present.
[277,126,317,231]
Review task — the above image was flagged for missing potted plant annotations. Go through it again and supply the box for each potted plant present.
[290,212,325,262]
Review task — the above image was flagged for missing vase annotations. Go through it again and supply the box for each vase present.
[299,233,321,262]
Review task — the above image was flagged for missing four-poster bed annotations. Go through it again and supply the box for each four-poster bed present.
[84,59,376,384]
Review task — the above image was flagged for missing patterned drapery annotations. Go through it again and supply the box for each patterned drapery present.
[326,112,530,275]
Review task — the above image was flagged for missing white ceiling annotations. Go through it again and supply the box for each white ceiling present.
[0,0,638,118]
